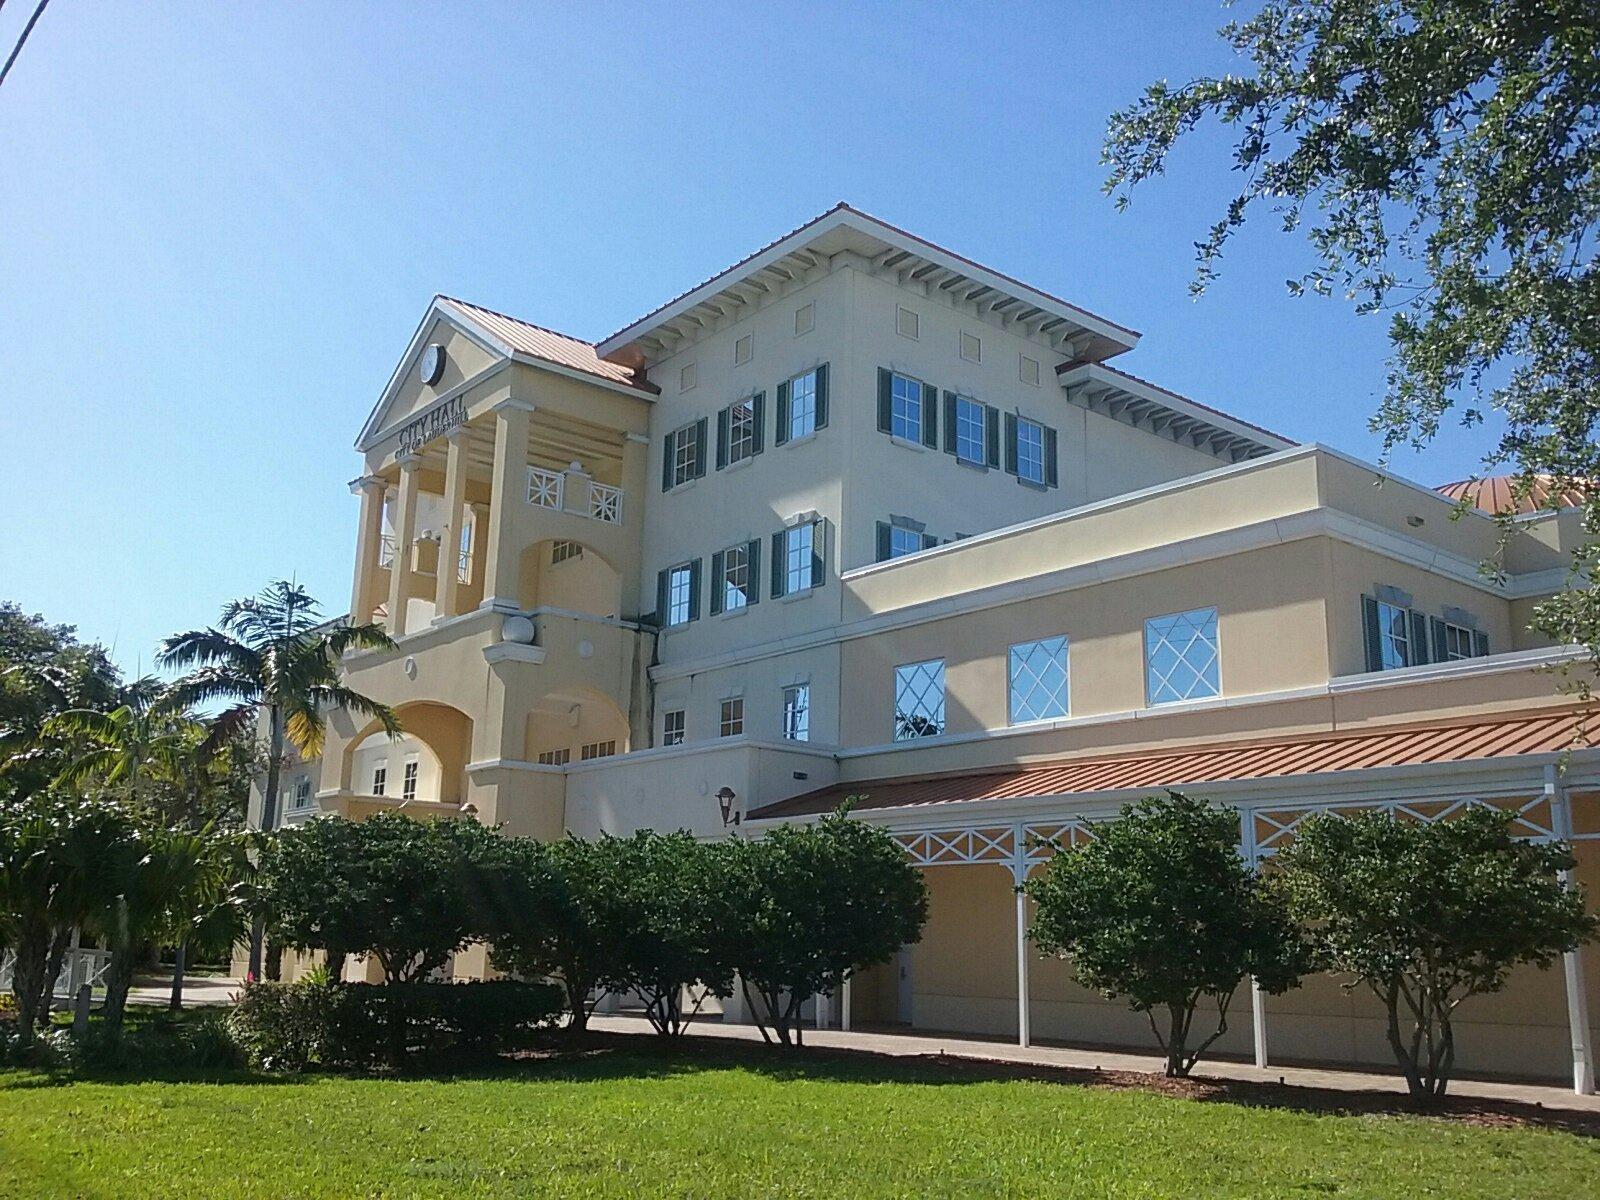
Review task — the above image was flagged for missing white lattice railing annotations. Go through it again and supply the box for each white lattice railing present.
[0,946,113,997]
[590,482,623,524]
[378,533,397,567]
[527,467,564,509]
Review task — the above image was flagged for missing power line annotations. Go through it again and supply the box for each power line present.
[0,0,51,91]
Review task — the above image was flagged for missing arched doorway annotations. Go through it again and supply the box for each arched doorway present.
[344,700,474,806]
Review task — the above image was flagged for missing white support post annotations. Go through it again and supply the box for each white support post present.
[1014,863,1031,1049]
[1549,764,1596,1095]
[815,992,829,1030]
[1240,808,1269,1069]
[840,976,852,1033]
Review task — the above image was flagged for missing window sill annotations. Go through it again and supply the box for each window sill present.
[782,430,819,450]
[889,436,928,453]
[955,455,989,472]
[716,604,749,620]
[722,454,756,475]
[1016,476,1048,491]
[780,586,818,604]
[667,478,700,496]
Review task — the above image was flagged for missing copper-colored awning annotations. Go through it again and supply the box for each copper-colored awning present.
[749,708,1591,820]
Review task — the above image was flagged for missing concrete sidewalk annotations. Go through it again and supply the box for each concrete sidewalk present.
[587,1013,1600,1115]
[127,975,242,1007]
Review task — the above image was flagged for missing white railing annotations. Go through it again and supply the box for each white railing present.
[590,482,623,524]
[0,945,113,998]
[527,466,564,510]
[457,549,471,583]
[378,533,397,567]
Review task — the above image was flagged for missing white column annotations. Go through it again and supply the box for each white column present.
[1240,808,1269,1068]
[349,475,388,625]
[840,976,852,1032]
[385,454,421,637]
[480,398,534,613]
[1014,867,1031,1048]
[814,991,829,1030]
[434,426,469,621]
[1550,765,1596,1095]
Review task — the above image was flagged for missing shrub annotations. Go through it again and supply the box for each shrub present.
[229,979,562,1072]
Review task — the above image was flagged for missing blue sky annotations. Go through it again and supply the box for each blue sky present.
[1,2,1494,673]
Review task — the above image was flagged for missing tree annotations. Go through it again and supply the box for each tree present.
[259,812,502,984]
[1025,793,1308,1077]
[44,678,199,820]
[159,581,399,977]
[723,809,929,1047]
[1104,1,1600,675]
[1274,805,1596,1102]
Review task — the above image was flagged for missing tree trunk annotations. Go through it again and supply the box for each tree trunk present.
[10,925,50,1050]
[248,705,286,981]
[265,941,283,983]
[102,940,137,1042]
[1378,979,1428,1102]
[39,925,72,1018]
[169,941,187,1011]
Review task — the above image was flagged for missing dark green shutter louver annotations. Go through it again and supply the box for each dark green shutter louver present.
[775,380,792,446]
[661,436,673,492]
[715,408,729,470]
[985,407,1001,469]
[751,391,766,454]
[921,532,939,550]
[1474,630,1490,657]
[1004,412,1019,475]
[746,538,761,605]
[1361,595,1382,671]
[1430,616,1449,663]
[814,365,829,430]
[1408,611,1430,665]
[771,531,786,598]
[655,569,668,625]
[686,558,702,622]
[709,550,724,615]
[1044,426,1059,487]
[876,521,892,562]
[692,418,708,479]
[921,382,938,447]
[810,520,825,589]
[877,368,893,433]
[942,392,957,455]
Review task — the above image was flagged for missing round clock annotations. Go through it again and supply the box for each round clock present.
[419,343,446,386]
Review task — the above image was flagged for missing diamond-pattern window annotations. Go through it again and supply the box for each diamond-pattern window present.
[894,658,946,741]
[1145,608,1220,706]
[1008,636,1069,724]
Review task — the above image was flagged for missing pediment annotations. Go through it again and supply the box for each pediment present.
[356,305,507,450]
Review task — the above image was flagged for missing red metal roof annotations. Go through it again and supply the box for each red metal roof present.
[749,709,1589,820]
[438,296,656,395]
[1435,475,1588,516]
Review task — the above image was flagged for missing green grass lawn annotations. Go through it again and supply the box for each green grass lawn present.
[1,1044,1595,1199]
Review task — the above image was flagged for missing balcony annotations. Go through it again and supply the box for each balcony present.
[528,466,624,525]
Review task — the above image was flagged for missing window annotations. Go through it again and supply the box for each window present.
[666,422,702,489]
[787,369,819,441]
[551,539,583,565]
[371,765,387,796]
[724,398,758,466]
[1009,637,1070,724]
[537,748,571,766]
[877,516,936,562]
[719,697,744,737]
[662,710,685,747]
[1442,621,1482,662]
[401,758,419,801]
[1375,600,1412,669]
[794,302,815,336]
[457,520,473,584]
[1145,608,1221,705]
[896,305,920,339]
[891,373,923,442]
[580,740,616,761]
[718,543,752,612]
[1020,355,1041,386]
[783,522,814,594]
[955,396,986,464]
[782,684,810,742]
[890,525,924,559]
[287,776,312,812]
[960,330,982,363]
[1015,417,1046,485]
[665,562,695,627]
[894,659,946,740]
[734,333,753,366]
[679,362,697,391]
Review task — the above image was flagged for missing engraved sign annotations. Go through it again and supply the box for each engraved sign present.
[397,396,466,455]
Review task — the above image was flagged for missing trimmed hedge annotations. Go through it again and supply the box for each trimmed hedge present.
[228,979,562,1072]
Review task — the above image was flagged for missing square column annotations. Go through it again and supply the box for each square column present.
[1550,766,1596,1095]
[348,475,388,625]
[385,453,421,637]
[434,426,470,621]
[480,398,534,613]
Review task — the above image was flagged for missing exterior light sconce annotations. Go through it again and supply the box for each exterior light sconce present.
[1406,514,1425,528]
[716,786,741,827]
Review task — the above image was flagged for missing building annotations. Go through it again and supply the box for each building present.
[264,204,1599,1090]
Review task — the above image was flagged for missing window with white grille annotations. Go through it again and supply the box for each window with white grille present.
[788,369,818,441]
[668,424,700,488]
[719,698,744,738]
[551,539,583,565]
[720,543,751,612]
[891,374,923,442]
[894,659,946,740]
[727,400,757,465]
[782,684,810,742]
[1016,417,1046,485]
[537,748,570,766]
[783,522,814,594]
[666,563,694,626]
[580,740,616,761]
[401,758,419,801]
[1145,608,1220,705]
[1009,637,1070,724]
[371,765,387,796]
[662,710,685,746]
[955,396,986,464]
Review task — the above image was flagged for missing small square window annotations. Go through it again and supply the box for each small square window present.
[719,697,744,738]
[896,306,920,340]
[1145,608,1220,706]
[1009,636,1070,724]
[894,659,946,740]
[580,740,616,761]
[734,333,753,366]
[1020,355,1041,386]
[960,331,982,363]
[371,765,387,796]
[890,373,924,442]
[679,362,697,392]
[782,684,810,742]
[794,303,815,336]
[537,748,571,766]
[662,710,685,747]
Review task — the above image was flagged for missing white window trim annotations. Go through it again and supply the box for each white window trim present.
[1006,635,1071,726]
[1144,607,1222,707]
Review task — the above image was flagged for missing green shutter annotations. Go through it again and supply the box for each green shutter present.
[687,558,702,622]
[1004,412,1019,475]
[942,392,958,455]
[1408,611,1430,665]
[661,435,673,492]
[751,391,766,454]
[1474,630,1490,657]
[709,550,725,615]
[771,531,786,598]
[715,408,729,470]
[921,532,939,550]
[1361,596,1382,671]
[876,521,892,562]
[877,368,893,433]
[1430,616,1449,663]
[693,418,708,479]
[810,520,825,589]
[921,382,938,447]
[985,406,1001,469]
[775,380,792,446]
[746,538,762,605]
[814,364,829,430]
[1044,426,1059,487]
[655,569,668,624]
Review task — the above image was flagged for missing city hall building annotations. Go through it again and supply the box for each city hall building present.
[264,205,1599,1090]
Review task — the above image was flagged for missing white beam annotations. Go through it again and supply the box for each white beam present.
[841,976,852,1032]
[1550,765,1596,1095]
[1013,857,1031,1048]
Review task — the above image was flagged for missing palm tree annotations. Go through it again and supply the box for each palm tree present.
[44,678,199,821]
[158,581,399,978]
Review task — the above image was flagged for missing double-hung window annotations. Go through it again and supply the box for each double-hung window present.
[662,710,685,747]
[788,370,817,440]
[664,562,695,627]
[1015,417,1046,485]
[1441,621,1484,662]
[1008,636,1070,724]
[1375,600,1413,669]
[663,420,705,490]
[894,659,946,740]
[891,373,924,442]
[954,396,986,464]
[401,758,419,801]
[719,698,744,737]
[772,519,822,598]
[782,684,810,742]
[877,516,937,562]
[890,525,924,559]
[371,765,387,796]
[719,543,751,613]
[1145,607,1220,705]
[286,776,312,812]
[727,399,757,464]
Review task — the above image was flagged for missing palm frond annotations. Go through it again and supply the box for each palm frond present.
[158,628,261,676]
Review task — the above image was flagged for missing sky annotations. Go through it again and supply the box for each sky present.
[0,1,1498,675]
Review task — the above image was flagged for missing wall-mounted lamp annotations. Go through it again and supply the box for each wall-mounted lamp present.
[1406,514,1425,528]
[716,786,741,826]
